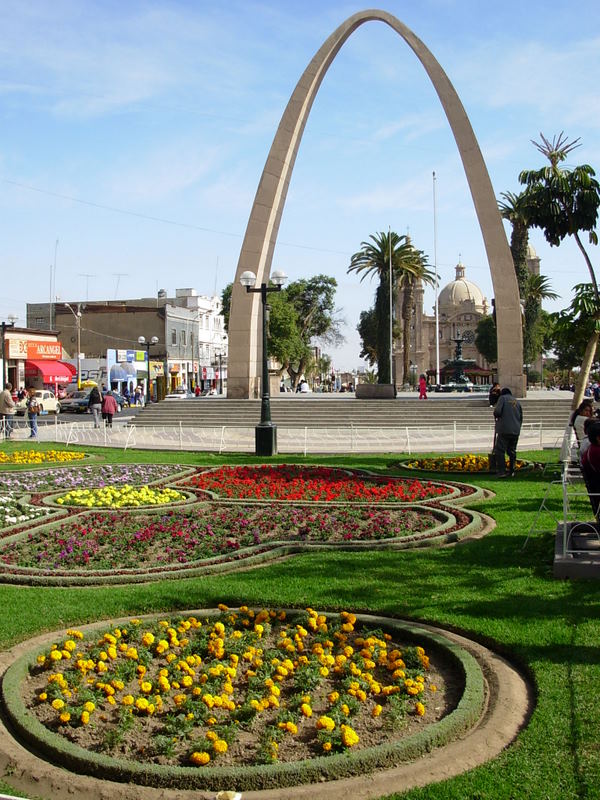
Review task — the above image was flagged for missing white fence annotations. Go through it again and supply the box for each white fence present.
[0,417,557,455]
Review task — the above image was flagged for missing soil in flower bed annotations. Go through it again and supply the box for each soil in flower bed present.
[182,465,451,502]
[0,505,443,571]
[26,608,459,769]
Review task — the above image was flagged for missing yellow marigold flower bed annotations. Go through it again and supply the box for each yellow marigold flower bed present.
[405,454,526,473]
[55,485,184,508]
[27,607,441,769]
[0,449,86,465]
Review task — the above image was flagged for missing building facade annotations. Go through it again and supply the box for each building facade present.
[394,247,542,386]
[27,289,227,395]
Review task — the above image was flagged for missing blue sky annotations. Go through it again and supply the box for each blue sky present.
[1,0,599,369]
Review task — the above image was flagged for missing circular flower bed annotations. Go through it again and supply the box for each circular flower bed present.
[183,465,451,503]
[54,485,186,508]
[0,449,86,465]
[2,607,485,791]
[401,454,527,473]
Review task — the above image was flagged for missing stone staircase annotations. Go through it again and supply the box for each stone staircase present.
[133,395,572,431]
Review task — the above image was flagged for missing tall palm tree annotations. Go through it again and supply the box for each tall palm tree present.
[523,273,559,365]
[396,241,436,384]
[519,132,600,408]
[348,232,433,384]
[498,190,530,297]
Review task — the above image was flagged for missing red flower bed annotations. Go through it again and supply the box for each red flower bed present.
[182,465,450,503]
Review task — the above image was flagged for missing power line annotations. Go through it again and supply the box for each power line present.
[2,178,352,257]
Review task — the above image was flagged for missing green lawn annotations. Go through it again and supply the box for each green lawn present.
[0,444,598,799]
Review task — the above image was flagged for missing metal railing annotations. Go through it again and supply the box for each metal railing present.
[0,417,552,455]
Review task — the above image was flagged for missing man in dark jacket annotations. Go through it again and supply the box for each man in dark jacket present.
[494,388,523,477]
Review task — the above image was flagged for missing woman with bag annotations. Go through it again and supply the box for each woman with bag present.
[87,385,102,429]
[101,390,118,428]
[26,387,39,438]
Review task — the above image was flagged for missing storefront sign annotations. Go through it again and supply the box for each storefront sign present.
[7,338,63,360]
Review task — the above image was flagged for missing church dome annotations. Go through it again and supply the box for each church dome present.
[438,262,486,312]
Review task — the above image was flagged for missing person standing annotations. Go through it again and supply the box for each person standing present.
[87,385,103,429]
[418,374,428,400]
[0,382,16,439]
[101,390,118,427]
[494,388,523,477]
[26,387,40,438]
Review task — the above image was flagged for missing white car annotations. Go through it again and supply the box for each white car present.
[16,389,61,415]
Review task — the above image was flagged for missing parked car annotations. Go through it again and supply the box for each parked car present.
[60,390,92,413]
[16,389,61,415]
[62,389,127,414]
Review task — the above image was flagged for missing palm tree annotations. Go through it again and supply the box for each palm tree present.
[348,232,434,384]
[396,242,436,384]
[519,132,600,408]
[523,273,559,365]
[498,190,530,297]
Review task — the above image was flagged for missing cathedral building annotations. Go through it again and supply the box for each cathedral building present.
[394,246,541,386]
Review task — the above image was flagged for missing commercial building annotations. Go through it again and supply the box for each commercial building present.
[1,325,74,392]
[27,289,227,396]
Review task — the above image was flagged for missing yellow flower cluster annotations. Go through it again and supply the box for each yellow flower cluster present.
[0,449,86,465]
[407,454,524,473]
[30,606,437,768]
[55,484,184,508]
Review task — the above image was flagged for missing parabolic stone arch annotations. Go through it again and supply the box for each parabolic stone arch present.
[227,8,524,400]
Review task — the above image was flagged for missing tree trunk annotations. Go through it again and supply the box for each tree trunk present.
[510,221,529,298]
[402,278,415,384]
[571,329,600,410]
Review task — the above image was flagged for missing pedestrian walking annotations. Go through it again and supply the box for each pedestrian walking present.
[418,374,428,400]
[0,382,16,439]
[101,390,118,427]
[87,385,103,429]
[493,388,523,477]
[26,387,40,438]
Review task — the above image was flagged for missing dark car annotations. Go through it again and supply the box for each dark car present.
[60,390,91,413]
[62,389,127,414]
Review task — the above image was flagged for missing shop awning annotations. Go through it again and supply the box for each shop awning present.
[24,360,76,383]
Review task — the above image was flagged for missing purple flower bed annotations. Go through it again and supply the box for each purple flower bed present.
[0,504,442,572]
[0,464,185,493]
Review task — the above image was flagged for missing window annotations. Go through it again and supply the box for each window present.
[35,317,45,325]
[181,330,187,346]
[171,328,177,346]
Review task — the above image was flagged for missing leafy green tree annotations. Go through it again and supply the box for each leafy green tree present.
[548,283,599,371]
[475,315,498,364]
[348,232,433,384]
[221,275,341,390]
[520,132,600,406]
[357,308,378,365]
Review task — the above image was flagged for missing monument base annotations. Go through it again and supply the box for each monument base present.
[355,384,396,399]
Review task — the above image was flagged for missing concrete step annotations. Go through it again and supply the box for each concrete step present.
[133,396,572,429]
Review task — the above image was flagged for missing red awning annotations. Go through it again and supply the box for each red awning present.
[24,360,76,383]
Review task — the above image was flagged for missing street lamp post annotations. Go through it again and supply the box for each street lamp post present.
[239,269,287,456]
[65,303,82,389]
[1,318,16,390]
[138,336,159,405]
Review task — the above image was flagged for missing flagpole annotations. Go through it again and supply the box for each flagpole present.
[389,225,393,388]
[433,172,440,386]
